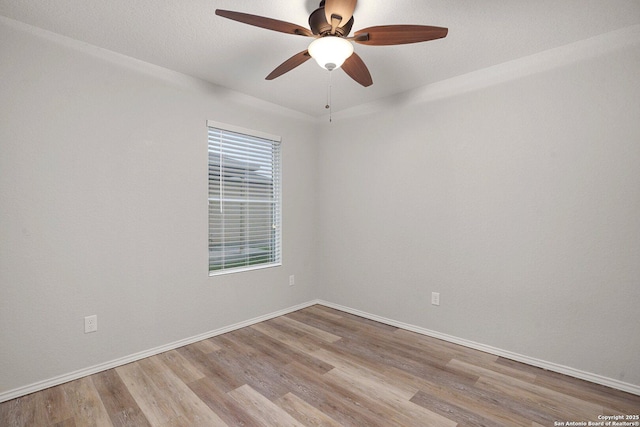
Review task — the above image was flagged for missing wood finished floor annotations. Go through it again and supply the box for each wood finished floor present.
[1,305,639,426]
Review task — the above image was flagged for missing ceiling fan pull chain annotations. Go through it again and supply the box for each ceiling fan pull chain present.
[325,70,333,122]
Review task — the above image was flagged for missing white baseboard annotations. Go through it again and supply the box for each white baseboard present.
[0,300,319,403]
[316,300,640,396]
[2,298,638,403]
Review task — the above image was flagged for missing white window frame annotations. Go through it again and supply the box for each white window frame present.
[207,120,282,276]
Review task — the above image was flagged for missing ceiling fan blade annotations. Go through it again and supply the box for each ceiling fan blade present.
[215,9,313,37]
[341,52,372,87]
[324,0,357,31]
[266,50,312,80]
[354,25,448,46]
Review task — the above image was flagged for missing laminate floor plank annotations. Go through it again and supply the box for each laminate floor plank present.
[288,308,397,344]
[311,347,420,400]
[496,356,640,414]
[303,304,345,321]
[409,388,512,427]
[51,419,76,427]
[476,374,605,422]
[354,331,454,370]
[189,337,221,354]
[31,384,74,426]
[324,367,456,427]
[228,325,334,375]
[0,393,39,427]
[274,392,343,427]
[115,362,178,426]
[313,306,399,333]
[188,376,261,427]
[530,366,640,414]
[295,310,468,381]
[285,309,356,340]
[91,369,152,427]
[155,349,207,384]
[393,328,500,366]
[59,376,113,426]
[325,321,455,370]
[2,304,639,427]
[250,320,324,355]
[211,336,292,401]
[418,377,553,427]
[276,315,342,343]
[277,361,389,427]
[332,335,479,388]
[447,358,538,384]
[135,357,228,426]
[356,327,463,367]
[227,384,304,427]
[497,354,640,414]
[415,380,552,427]
[117,358,225,426]
[175,345,243,392]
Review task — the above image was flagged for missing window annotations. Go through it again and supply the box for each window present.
[207,121,281,275]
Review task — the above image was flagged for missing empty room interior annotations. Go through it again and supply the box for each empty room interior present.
[1,0,640,425]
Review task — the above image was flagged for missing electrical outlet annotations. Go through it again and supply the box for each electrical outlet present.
[431,292,440,306]
[84,315,97,333]
[289,275,295,286]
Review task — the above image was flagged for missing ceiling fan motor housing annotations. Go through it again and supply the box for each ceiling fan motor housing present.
[309,4,354,37]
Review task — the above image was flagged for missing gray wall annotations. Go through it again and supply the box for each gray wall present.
[316,31,640,386]
[0,18,319,395]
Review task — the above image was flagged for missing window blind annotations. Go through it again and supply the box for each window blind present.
[207,121,281,274]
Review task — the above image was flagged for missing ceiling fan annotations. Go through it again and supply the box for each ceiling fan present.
[215,0,448,87]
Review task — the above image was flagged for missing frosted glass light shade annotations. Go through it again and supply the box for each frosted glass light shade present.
[308,36,354,71]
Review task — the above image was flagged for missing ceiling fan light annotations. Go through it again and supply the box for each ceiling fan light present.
[308,36,354,71]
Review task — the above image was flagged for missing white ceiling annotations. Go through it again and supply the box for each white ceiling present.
[1,0,639,117]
